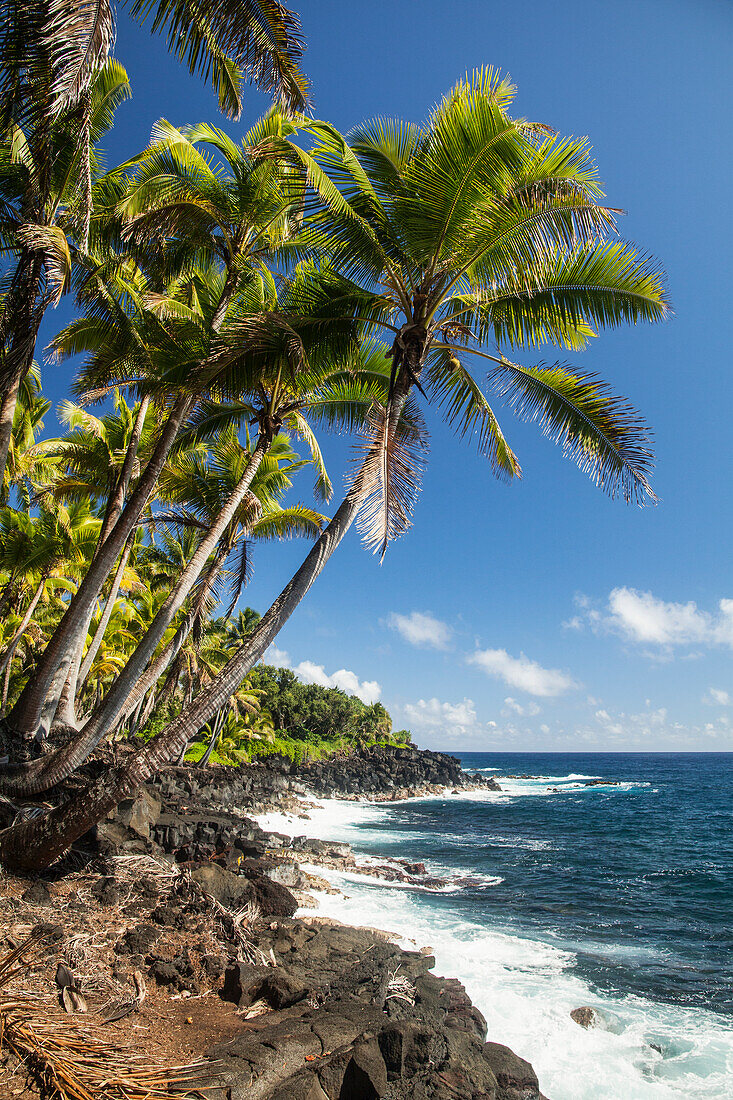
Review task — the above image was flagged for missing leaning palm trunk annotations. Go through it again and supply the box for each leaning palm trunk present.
[97,396,151,550]
[0,434,270,795]
[57,397,153,729]
[54,538,134,733]
[197,707,229,768]
[1,393,194,745]
[115,544,229,723]
[0,365,24,496]
[0,484,364,869]
[53,533,135,732]
[77,536,134,691]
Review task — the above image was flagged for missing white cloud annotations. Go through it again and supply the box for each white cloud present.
[503,696,541,717]
[402,697,480,739]
[703,688,730,706]
[571,587,733,652]
[262,646,381,705]
[584,700,732,749]
[264,645,291,667]
[467,648,576,697]
[387,611,452,650]
[294,661,382,704]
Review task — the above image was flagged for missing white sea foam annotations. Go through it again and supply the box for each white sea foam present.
[254,797,733,1100]
[493,775,651,798]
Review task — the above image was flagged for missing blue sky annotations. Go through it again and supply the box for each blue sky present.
[42,0,733,751]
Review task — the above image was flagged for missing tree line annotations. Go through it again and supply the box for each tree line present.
[0,0,669,870]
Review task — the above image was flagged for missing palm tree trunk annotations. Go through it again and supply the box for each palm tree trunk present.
[58,398,152,727]
[1,660,12,718]
[1,393,194,744]
[0,577,45,678]
[113,544,228,722]
[198,707,228,768]
[0,581,18,620]
[0,251,43,486]
[53,535,133,732]
[0,434,269,794]
[158,650,185,709]
[77,536,133,689]
[0,486,363,868]
[53,654,82,732]
[97,396,151,550]
[0,365,24,496]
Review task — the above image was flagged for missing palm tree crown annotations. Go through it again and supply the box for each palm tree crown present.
[276,68,670,556]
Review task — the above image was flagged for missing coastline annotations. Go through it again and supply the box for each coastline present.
[1,746,541,1100]
[276,761,733,1100]
[3,748,731,1099]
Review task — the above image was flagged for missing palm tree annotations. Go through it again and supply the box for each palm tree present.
[0,71,670,869]
[0,500,101,726]
[0,60,131,479]
[1,112,314,745]
[0,363,54,506]
[0,426,325,793]
[0,0,308,495]
[34,394,158,729]
[0,0,307,134]
[275,68,669,553]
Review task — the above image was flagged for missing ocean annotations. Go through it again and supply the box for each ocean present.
[258,752,733,1099]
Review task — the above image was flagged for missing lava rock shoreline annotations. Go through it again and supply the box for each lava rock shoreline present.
[3,745,547,1099]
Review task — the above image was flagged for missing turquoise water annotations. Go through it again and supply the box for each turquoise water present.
[259,752,733,1098]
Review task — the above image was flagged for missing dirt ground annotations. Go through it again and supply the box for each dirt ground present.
[0,852,261,1098]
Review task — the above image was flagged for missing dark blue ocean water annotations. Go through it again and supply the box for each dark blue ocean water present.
[457,753,733,1014]
[374,752,733,1014]
[265,752,733,1097]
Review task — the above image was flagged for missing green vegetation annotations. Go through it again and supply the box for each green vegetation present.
[135,644,410,767]
[0,2,669,870]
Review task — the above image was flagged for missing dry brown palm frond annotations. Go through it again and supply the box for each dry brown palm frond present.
[239,996,271,1019]
[0,928,45,991]
[195,883,270,967]
[385,966,416,1005]
[101,969,146,1024]
[1,1004,209,1099]
[353,397,429,561]
[0,936,208,1099]
[45,0,116,115]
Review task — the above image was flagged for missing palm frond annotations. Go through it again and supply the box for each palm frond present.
[125,0,309,117]
[353,397,429,560]
[45,0,115,115]
[489,357,656,503]
[425,347,520,478]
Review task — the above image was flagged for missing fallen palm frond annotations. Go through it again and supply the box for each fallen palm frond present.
[196,888,270,967]
[0,935,210,1100]
[385,967,416,1006]
[101,969,146,1024]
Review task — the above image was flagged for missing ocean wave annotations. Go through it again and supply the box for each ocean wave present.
[494,776,651,797]
[302,869,733,1100]
[267,793,733,1099]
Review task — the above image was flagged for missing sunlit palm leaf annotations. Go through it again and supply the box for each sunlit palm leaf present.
[424,347,520,478]
[489,358,656,503]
